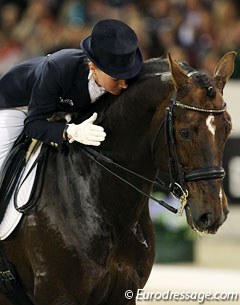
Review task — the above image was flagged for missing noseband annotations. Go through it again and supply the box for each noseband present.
[163,92,226,213]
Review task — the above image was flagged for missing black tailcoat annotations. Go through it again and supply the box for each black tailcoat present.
[0,49,91,144]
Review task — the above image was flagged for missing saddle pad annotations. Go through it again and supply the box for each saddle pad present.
[0,144,42,240]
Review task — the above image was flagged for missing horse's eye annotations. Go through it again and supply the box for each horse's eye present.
[179,129,191,139]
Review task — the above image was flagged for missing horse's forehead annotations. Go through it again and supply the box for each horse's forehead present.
[186,80,224,108]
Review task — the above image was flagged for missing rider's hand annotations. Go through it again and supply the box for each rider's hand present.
[66,113,106,146]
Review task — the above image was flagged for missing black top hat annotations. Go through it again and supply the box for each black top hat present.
[80,19,143,80]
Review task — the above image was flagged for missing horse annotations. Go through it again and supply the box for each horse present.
[0,51,236,305]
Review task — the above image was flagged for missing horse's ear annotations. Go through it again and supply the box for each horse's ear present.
[167,53,190,91]
[213,51,237,93]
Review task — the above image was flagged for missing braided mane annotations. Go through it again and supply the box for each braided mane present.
[192,73,216,98]
[137,59,216,97]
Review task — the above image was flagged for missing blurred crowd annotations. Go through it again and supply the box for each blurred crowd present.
[0,0,240,77]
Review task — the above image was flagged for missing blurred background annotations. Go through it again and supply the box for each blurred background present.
[1,0,240,76]
[0,0,240,303]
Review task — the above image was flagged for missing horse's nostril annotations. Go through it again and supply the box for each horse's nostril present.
[198,212,213,227]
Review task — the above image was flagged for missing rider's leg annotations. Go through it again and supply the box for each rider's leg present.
[0,108,27,172]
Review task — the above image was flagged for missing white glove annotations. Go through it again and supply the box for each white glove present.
[66,113,106,146]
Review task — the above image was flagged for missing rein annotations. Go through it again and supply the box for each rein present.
[80,145,178,214]
[79,91,227,216]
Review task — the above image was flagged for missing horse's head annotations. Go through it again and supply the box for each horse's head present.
[161,51,236,234]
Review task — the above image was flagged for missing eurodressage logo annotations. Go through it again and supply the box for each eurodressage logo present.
[124,289,239,303]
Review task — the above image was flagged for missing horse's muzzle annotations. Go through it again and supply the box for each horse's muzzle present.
[185,199,229,234]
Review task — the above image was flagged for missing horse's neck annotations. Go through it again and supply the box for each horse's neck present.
[63,71,174,228]
[86,78,174,226]
[101,76,173,161]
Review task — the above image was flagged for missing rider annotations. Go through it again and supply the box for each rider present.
[0,19,143,171]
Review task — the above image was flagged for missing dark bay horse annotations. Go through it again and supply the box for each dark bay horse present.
[0,51,236,305]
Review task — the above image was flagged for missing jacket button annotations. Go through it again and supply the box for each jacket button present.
[50,142,58,147]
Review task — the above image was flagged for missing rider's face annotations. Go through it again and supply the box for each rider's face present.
[88,63,128,95]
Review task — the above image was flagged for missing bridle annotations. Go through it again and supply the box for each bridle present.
[80,91,227,216]
[162,91,226,214]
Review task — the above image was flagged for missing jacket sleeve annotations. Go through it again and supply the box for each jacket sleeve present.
[24,57,66,144]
